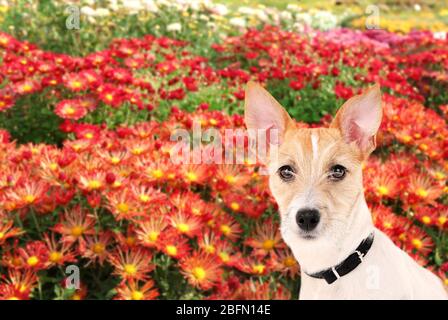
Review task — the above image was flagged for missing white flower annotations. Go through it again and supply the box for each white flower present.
[213,4,229,16]
[292,22,306,33]
[238,7,255,15]
[255,9,269,22]
[122,0,143,12]
[95,8,111,17]
[414,4,421,11]
[108,0,119,11]
[80,6,96,17]
[312,11,337,31]
[142,0,159,13]
[295,13,312,26]
[433,31,446,40]
[229,17,246,28]
[287,4,302,12]
[280,11,293,21]
[167,22,182,32]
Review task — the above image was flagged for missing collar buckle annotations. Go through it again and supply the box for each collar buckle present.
[355,250,364,262]
[331,266,341,280]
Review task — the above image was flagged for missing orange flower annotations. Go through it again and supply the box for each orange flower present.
[135,213,168,248]
[180,251,222,290]
[0,269,38,300]
[270,249,300,278]
[78,172,106,192]
[169,210,203,238]
[130,185,165,206]
[214,214,242,242]
[157,230,191,260]
[63,73,88,92]
[17,241,49,270]
[43,233,76,266]
[0,220,24,245]
[52,206,96,244]
[182,165,210,185]
[235,257,271,276]
[5,180,49,209]
[230,280,291,300]
[406,173,443,206]
[114,279,159,300]
[405,227,434,256]
[13,80,40,95]
[81,231,114,265]
[55,99,87,120]
[215,165,251,190]
[105,189,141,221]
[245,219,284,256]
[108,248,154,281]
[367,170,399,200]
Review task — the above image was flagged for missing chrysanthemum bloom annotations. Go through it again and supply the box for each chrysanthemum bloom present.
[13,80,40,95]
[81,232,114,265]
[77,95,98,112]
[5,180,49,210]
[130,185,165,206]
[0,94,14,112]
[235,255,274,276]
[105,189,143,221]
[180,251,222,290]
[67,283,88,300]
[214,165,251,191]
[0,221,24,245]
[366,169,399,200]
[98,84,125,108]
[62,73,88,92]
[214,214,242,242]
[78,172,106,192]
[157,230,191,260]
[54,99,87,120]
[97,149,129,166]
[108,248,154,281]
[43,233,76,267]
[371,205,411,244]
[17,241,49,271]
[406,173,443,206]
[127,140,153,157]
[52,206,96,244]
[182,165,211,185]
[405,227,434,256]
[169,210,203,238]
[270,249,300,278]
[0,269,38,300]
[197,232,220,255]
[135,214,168,248]
[231,280,291,300]
[114,279,159,300]
[245,220,284,256]
[413,206,438,227]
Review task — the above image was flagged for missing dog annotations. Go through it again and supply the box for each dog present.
[244,82,447,299]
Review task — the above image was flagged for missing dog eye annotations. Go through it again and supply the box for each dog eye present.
[278,165,295,181]
[329,165,347,181]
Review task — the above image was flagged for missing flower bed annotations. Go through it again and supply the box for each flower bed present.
[0,4,447,300]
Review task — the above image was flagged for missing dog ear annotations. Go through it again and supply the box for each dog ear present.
[244,81,293,145]
[330,84,382,157]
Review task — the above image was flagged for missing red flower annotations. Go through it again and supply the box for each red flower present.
[54,99,88,120]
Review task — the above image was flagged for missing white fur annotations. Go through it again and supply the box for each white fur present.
[311,133,319,162]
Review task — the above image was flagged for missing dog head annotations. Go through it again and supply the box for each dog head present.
[244,82,382,250]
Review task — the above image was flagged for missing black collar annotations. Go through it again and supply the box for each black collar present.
[305,232,375,284]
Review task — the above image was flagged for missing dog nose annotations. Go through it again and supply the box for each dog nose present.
[296,209,320,231]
